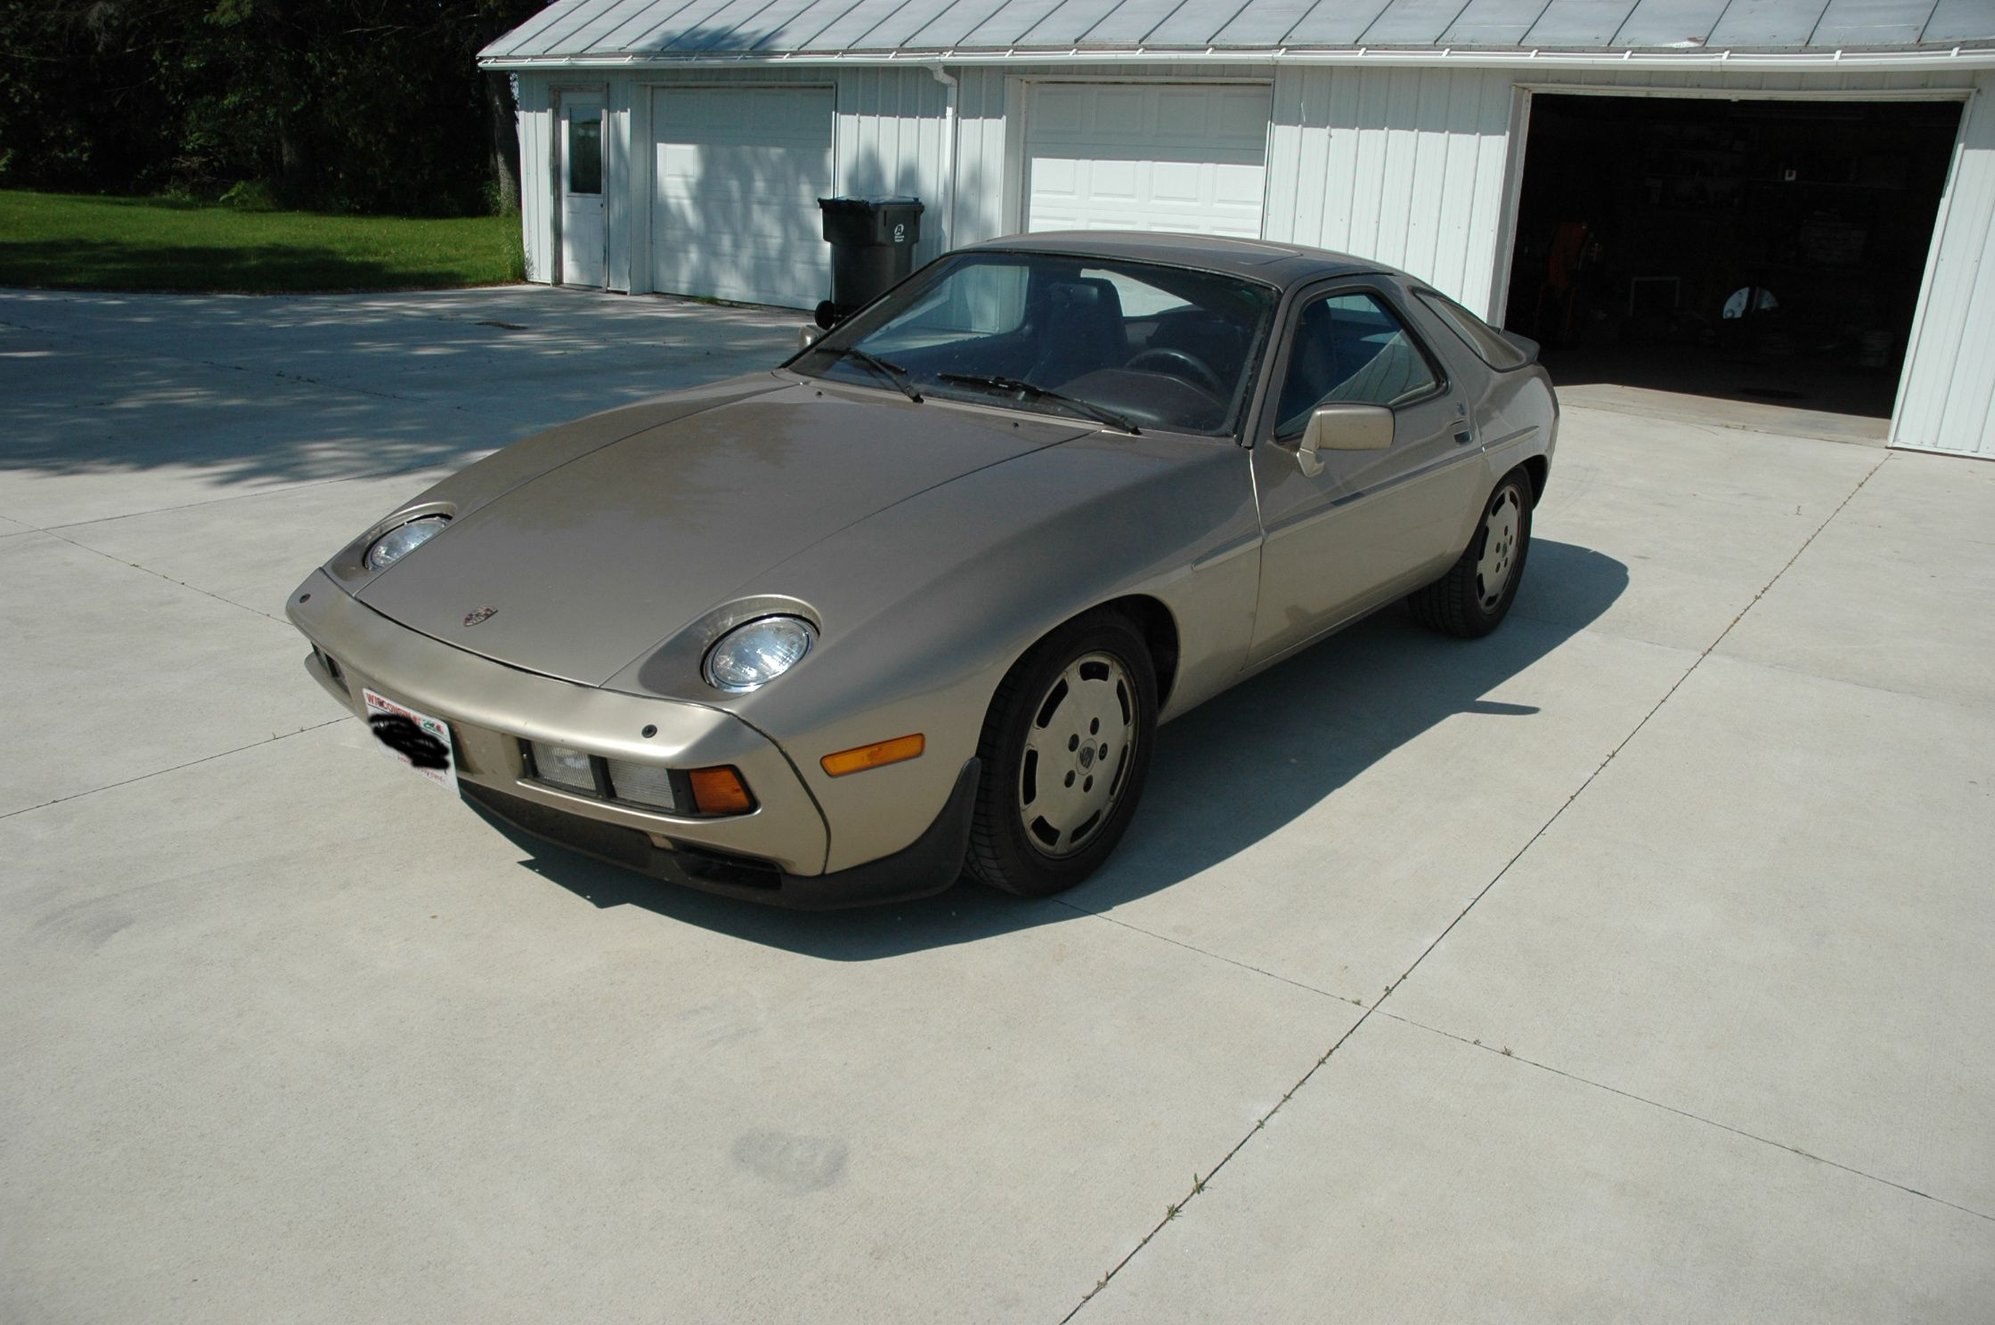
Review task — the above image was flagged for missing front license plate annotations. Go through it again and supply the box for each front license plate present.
[362,688,458,794]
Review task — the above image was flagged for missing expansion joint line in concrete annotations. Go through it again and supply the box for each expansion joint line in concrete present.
[1061,453,1897,1321]
[0,720,345,823]
[38,525,295,626]
[1379,1012,1995,1225]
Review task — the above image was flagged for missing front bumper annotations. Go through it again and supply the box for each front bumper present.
[287,570,838,881]
[462,758,978,909]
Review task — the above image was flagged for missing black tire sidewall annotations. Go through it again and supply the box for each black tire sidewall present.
[1467,473,1532,630]
[970,614,1159,896]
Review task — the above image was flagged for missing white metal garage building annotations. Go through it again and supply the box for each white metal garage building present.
[480,1,1995,459]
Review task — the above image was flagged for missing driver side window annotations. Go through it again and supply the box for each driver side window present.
[1276,291,1440,435]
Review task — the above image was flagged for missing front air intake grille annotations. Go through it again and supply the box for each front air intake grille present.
[520,740,691,815]
[604,759,677,811]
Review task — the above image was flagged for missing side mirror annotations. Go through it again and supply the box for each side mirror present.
[798,325,822,350]
[813,299,842,331]
[1295,403,1393,476]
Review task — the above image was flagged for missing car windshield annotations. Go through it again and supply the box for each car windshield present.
[791,252,1278,437]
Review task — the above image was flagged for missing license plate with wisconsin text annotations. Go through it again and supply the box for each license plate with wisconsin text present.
[362,688,458,793]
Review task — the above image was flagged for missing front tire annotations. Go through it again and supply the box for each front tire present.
[1410,469,1533,638]
[967,613,1157,897]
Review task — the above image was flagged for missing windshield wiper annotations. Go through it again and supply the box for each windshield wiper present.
[825,346,923,402]
[934,373,1140,434]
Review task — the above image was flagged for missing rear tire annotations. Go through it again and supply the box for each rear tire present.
[1409,469,1533,638]
[967,613,1157,897]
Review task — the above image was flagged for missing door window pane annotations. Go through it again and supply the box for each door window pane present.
[1277,291,1439,433]
[568,113,602,196]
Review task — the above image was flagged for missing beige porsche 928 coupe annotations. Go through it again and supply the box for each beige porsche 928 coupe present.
[287,233,1557,907]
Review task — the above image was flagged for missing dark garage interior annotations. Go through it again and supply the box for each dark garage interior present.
[1503,94,1960,420]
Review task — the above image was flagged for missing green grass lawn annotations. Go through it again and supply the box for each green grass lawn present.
[0,190,525,293]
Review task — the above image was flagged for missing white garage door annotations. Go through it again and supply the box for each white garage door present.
[653,87,834,308]
[1027,84,1271,238]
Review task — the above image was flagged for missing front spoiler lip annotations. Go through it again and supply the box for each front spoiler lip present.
[462,758,981,910]
[286,569,831,876]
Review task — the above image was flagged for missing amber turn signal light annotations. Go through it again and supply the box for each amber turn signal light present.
[820,734,925,777]
[688,765,755,815]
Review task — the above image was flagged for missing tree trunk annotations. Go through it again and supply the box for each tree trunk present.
[485,71,520,215]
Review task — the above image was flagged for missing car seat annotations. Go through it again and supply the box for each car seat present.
[1028,278,1126,387]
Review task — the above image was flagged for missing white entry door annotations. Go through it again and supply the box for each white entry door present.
[558,94,607,288]
[652,86,835,308]
[1027,84,1271,238]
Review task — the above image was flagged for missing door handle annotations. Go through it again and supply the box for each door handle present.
[1454,429,1474,446]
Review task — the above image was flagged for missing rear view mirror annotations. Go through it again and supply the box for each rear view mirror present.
[1296,403,1393,476]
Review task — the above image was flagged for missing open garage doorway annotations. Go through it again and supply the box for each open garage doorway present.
[1503,94,1960,423]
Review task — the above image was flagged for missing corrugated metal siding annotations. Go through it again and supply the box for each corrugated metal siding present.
[1264,67,1519,310]
[1893,71,1995,457]
[835,68,953,262]
[517,77,555,285]
[952,68,1012,246]
[605,75,635,292]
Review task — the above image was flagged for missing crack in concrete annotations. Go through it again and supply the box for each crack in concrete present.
[1062,451,1896,1320]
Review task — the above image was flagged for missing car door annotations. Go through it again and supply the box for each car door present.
[1247,282,1486,664]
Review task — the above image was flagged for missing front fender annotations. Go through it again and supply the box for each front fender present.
[606,431,1262,873]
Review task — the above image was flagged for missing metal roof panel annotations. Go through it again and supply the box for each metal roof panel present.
[1441,0,1557,45]
[1524,0,1645,44]
[960,0,1075,46]
[687,0,828,50]
[1017,0,1144,45]
[1362,0,1478,44]
[1138,0,1261,44]
[482,0,1995,55]
[1925,0,1995,40]
[571,0,683,51]
[1074,0,1204,45]
[631,0,756,50]
[823,0,964,47]
[1209,0,1319,45]
[1811,0,1940,44]
[804,0,947,49]
[1610,0,1729,43]
[1708,0,1832,45]
[483,0,598,56]
[1281,0,1399,44]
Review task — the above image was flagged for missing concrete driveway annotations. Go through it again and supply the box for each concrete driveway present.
[3,286,1990,1322]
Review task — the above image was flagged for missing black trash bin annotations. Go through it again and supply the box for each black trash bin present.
[817,196,923,324]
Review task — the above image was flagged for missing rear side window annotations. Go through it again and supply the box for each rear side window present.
[1415,289,1529,370]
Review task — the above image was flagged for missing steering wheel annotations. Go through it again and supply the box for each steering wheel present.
[1123,347,1224,397]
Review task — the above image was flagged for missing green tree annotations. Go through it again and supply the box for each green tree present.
[0,0,544,215]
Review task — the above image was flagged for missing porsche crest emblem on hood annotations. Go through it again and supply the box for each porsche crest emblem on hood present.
[462,606,498,627]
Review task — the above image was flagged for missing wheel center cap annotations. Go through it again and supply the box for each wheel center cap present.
[1079,745,1096,770]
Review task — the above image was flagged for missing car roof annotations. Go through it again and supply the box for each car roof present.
[956,231,1404,292]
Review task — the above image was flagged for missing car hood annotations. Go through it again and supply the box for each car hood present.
[355,382,1089,684]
